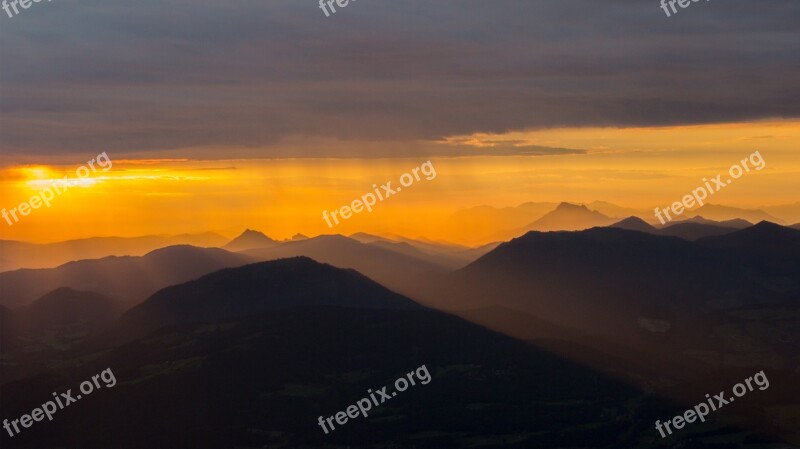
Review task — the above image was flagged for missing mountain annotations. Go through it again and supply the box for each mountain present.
[687,204,783,224]
[793,223,800,230]
[413,226,800,360]
[222,229,277,251]
[657,222,738,240]
[515,202,616,234]
[121,257,421,336]
[349,233,494,269]
[13,288,122,350]
[697,221,800,258]
[0,304,14,351]
[242,235,450,297]
[585,201,645,219]
[406,226,800,441]
[21,287,121,330]
[612,216,749,240]
[610,216,657,233]
[0,233,228,272]
[0,246,254,309]
[2,260,694,449]
[680,216,752,229]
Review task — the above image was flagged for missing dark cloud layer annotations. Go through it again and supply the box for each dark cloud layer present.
[0,0,798,157]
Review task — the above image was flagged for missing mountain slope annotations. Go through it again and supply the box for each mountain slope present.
[0,246,255,309]
[22,287,121,330]
[417,226,800,351]
[242,235,450,296]
[121,257,421,336]
[1,267,688,449]
[697,221,800,259]
[512,202,616,236]
[0,304,14,352]
[658,222,738,240]
[222,229,277,251]
[585,201,645,219]
[687,204,783,224]
[0,233,228,272]
[610,216,657,233]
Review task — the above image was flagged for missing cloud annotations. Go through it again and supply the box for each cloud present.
[0,0,798,157]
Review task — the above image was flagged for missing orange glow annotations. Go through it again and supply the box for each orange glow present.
[1,120,799,244]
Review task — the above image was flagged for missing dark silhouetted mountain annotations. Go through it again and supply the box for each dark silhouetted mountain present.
[1,237,791,448]
[681,216,752,229]
[0,233,228,272]
[290,233,309,241]
[11,288,123,351]
[418,227,800,356]
[405,225,800,441]
[697,221,800,258]
[0,304,14,352]
[120,257,421,336]
[22,287,121,331]
[658,222,738,240]
[222,229,277,251]
[3,304,685,448]
[610,216,657,233]
[0,246,255,309]
[242,235,450,296]
[612,216,748,240]
[793,223,800,230]
[688,204,783,224]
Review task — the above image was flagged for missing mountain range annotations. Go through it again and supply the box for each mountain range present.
[0,233,228,272]
[1,209,799,447]
[0,258,679,449]
[0,246,253,309]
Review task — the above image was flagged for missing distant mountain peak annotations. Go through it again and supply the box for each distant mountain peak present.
[555,202,590,212]
[752,220,784,230]
[518,202,615,233]
[120,256,422,335]
[611,216,656,232]
[223,229,276,251]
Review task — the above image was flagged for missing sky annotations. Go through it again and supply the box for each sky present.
[1,0,798,243]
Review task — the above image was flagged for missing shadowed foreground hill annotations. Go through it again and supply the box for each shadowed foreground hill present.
[2,288,123,354]
[120,257,422,337]
[435,224,800,341]
[0,246,254,309]
[21,288,122,331]
[408,224,800,444]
